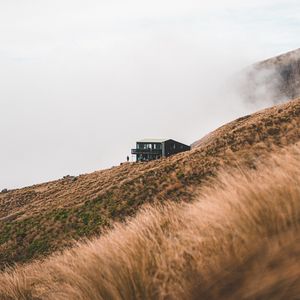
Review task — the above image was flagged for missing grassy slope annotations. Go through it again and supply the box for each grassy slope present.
[0,98,300,269]
[1,144,300,299]
[242,48,300,103]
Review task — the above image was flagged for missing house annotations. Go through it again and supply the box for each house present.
[131,138,191,162]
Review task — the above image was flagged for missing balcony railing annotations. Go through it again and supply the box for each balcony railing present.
[131,148,162,155]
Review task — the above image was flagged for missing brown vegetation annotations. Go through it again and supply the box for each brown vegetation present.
[0,98,300,269]
[1,144,300,299]
[240,48,300,104]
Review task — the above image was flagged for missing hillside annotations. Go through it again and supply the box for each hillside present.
[240,48,300,104]
[1,142,300,299]
[0,98,300,269]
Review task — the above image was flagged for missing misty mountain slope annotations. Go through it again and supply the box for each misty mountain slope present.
[240,48,300,104]
[0,98,300,269]
[1,144,300,299]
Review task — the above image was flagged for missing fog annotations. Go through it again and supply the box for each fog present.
[1,0,300,188]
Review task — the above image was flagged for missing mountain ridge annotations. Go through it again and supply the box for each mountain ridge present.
[0,98,300,269]
[1,132,300,299]
[241,48,300,103]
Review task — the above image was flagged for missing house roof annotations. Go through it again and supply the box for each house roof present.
[137,138,169,143]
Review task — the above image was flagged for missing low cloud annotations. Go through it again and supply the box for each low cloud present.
[234,49,300,107]
[0,0,299,188]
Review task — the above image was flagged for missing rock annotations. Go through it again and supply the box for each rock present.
[63,175,77,182]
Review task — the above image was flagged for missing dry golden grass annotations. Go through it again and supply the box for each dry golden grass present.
[1,98,300,269]
[1,144,300,299]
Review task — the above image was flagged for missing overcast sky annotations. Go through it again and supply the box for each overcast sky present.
[1,0,300,188]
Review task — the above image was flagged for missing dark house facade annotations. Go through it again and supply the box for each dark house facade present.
[131,138,190,162]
